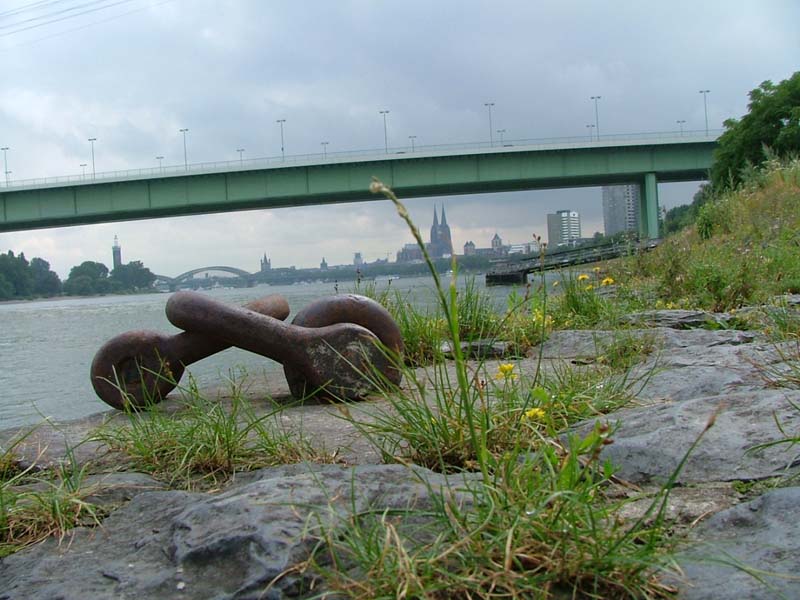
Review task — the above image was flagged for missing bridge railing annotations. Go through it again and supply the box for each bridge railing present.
[1,129,722,192]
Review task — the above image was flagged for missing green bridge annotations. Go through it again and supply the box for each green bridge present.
[0,134,716,238]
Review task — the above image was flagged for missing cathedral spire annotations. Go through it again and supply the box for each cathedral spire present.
[441,205,448,226]
[432,205,439,228]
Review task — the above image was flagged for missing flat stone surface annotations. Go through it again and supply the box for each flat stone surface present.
[0,464,479,600]
[575,389,800,485]
[677,486,800,600]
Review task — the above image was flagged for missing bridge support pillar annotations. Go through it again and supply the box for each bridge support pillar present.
[639,172,659,239]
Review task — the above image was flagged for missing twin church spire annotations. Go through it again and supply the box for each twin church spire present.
[429,204,453,258]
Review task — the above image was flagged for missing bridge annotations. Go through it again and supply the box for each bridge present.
[0,131,717,239]
[153,266,255,287]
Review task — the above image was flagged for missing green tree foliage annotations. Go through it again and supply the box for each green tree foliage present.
[29,258,62,296]
[110,261,156,291]
[711,72,800,190]
[63,261,110,296]
[662,183,713,235]
[0,251,33,297]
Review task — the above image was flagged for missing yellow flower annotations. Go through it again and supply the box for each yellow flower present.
[600,277,615,286]
[577,274,589,281]
[584,284,594,291]
[593,266,601,273]
[522,407,546,422]
[552,280,560,287]
[495,363,517,380]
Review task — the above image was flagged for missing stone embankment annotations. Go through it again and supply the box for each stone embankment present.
[1,303,800,599]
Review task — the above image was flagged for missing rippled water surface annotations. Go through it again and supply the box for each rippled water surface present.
[0,275,533,429]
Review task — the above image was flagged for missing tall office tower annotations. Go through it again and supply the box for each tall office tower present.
[602,184,640,236]
[112,235,122,270]
[546,209,581,247]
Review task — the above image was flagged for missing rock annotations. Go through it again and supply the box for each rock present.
[573,389,800,485]
[81,472,168,510]
[618,309,731,329]
[0,463,478,600]
[440,339,515,359]
[677,487,800,600]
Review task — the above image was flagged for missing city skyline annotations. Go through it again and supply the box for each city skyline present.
[0,1,797,277]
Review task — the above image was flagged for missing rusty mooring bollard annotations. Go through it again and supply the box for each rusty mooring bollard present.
[165,290,399,401]
[283,294,403,399]
[91,294,290,410]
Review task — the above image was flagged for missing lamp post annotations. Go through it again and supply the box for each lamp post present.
[179,128,189,171]
[321,141,329,159]
[408,135,417,152]
[276,119,286,160]
[237,148,245,165]
[699,90,710,136]
[497,129,506,146]
[379,110,389,153]
[1,147,8,186]
[156,156,164,173]
[586,124,595,141]
[484,102,495,146]
[677,119,686,136]
[590,95,601,139]
[80,163,87,179]
[88,138,97,178]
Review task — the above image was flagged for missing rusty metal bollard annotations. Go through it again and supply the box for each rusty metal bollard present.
[91,294,290,410]
[165,291,399,401]
[283,294,403,399]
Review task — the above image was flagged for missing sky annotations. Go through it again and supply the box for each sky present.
[0,0,798,279]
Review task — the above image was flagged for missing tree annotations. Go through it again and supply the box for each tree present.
[29,257,62,296]
[711,72,800,190]
[0,251,33,297]
[63,261,109,295]
[110,261,155,291]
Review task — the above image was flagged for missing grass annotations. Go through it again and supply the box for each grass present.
[90,369,337,490]
[1,435,103,558]
[610,158,800,313]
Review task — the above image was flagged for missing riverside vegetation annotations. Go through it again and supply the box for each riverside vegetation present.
[2,157,799,598]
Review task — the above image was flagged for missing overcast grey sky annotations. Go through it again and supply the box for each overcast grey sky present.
[0,0,797,278]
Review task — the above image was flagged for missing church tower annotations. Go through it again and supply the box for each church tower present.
[430,206,440,251]
[439,206,453,256]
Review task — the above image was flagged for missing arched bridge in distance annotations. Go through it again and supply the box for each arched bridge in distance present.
[153,266,255,286]
[0,131,719,240]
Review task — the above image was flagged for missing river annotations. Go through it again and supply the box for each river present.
[0,274,550,430]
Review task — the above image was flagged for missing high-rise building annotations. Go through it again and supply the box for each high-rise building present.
[602,185,640,236]
[260,253,272,272]
[353,252,364,267]
[112,235,122,270]
[546,210,581,247]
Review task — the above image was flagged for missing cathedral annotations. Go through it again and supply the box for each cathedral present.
[428,205,453,258]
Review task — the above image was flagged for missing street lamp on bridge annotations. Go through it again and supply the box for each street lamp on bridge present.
[699,90,711,136]
[156,156,164,172]
[379,110,389,154]
[590,96,601,139]
[179,129,189,171]
[484,102,495,147]
[677,120,686,136]
[1,147,9,186]
[276,119,286,161]
[586,123,595,141]
[237,148,245,165]
[80,163,87,179]
[497,129,506,146]
[408,135,417,152]
[87,138,97,179]
[321,141,329,158]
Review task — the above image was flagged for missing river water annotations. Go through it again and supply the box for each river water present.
[0,274,545,430]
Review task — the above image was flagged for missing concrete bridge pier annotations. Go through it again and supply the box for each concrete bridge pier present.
[639,172,659,239]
